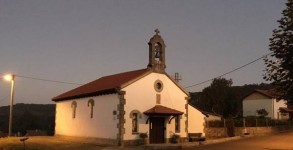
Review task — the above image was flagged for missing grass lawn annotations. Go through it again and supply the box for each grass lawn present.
[0,136,106,150]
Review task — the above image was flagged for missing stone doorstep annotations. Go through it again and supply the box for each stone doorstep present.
[143,144,182,150]
[102,147,143,150]
[101,144,182,150]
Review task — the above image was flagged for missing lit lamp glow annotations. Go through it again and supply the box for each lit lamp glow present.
[3,74,15,137]
[4,74,13,81]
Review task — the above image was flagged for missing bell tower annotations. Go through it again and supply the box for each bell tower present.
[147,29,166,73]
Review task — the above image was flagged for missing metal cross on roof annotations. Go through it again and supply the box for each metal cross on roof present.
[155,29,160,35]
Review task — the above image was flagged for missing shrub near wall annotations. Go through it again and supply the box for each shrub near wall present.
[204,120,293,138]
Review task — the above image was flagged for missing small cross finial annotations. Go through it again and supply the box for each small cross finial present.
[155,29,160,35]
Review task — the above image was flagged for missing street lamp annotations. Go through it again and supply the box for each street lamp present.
[3,74,15,137]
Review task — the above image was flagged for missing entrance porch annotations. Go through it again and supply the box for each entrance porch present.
[144,105,184,144]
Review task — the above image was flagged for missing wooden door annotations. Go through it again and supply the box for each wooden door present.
[149,117,165,144]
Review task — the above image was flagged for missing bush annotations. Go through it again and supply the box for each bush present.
[139,132,148,145]
[170,133,180,143]
[139,132,148,139]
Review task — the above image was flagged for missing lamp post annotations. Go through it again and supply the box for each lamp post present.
[4,74,15,137]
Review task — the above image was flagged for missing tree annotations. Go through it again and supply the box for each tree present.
[200,78,237,118]
[256,109,268,118]
[14,109,38,135]
[264,0,293,104]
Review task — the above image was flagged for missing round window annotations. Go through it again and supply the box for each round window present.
[154,80,163,92]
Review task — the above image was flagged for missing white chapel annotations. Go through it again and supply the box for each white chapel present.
[52,30,205,146]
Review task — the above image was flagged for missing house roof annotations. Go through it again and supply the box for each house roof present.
[242,89,277,100]
[52,69,150,101]
[144,105,184,116]
[254,89,276,98]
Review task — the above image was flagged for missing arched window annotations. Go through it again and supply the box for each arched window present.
[71,101,77,119]
[88,99,95,118]
[132,113,138,133]
[130,110,142,134]
[175,116,180,133]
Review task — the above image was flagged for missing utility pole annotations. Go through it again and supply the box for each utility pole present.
[3,74,15,137]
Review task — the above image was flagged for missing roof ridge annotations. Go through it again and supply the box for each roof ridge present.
[98,68,148,79]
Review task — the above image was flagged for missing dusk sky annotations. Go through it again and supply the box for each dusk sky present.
[0,0,286,105]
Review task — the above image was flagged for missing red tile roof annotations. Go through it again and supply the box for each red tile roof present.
[144,105,183,116]
[242,89,276,100]
[52,69,150,101]
[242,89,277,100]
[254,89,276,98]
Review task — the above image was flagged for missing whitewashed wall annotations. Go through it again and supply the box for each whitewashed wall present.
[273,99,287,119]
[55,94,119,139]
[188,105,205,136]
[243,99,273,118]
[123,73,188,140]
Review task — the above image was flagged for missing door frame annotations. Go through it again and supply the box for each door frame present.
[149,116,166,144]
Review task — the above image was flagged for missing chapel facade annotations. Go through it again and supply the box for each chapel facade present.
[52,30,205,145]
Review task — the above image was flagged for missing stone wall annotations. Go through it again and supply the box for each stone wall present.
[204,125,293,138]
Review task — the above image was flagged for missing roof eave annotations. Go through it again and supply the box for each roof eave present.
[52,88,117,102]
[144,112,183,116]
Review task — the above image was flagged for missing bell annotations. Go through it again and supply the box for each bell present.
[155,50,160,58]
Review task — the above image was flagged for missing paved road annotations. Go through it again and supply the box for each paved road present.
[3,133,293,150]
[186,132,293,150]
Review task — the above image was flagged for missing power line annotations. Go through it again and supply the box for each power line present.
[0,74,83,86]
[184,52,273,89]
[17,75,83,85]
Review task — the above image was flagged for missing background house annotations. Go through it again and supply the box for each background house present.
[242,89,288,119]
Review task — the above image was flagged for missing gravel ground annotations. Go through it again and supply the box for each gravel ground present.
[0,136,105,150]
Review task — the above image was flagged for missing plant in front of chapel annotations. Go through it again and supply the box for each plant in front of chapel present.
[170,133,180,143]
[139,132,148,145]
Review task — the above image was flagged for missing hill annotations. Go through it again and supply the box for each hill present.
[0,103,55,136]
